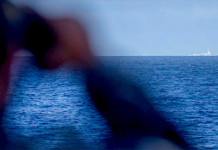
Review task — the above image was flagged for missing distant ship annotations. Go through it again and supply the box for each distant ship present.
[193,49,216,56]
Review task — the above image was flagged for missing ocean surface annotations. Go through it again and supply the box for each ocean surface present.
[2,56,218,149]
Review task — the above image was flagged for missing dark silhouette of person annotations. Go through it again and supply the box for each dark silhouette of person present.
[0,1,188,149]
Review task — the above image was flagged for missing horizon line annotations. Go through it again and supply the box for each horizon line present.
[14,55,218,57]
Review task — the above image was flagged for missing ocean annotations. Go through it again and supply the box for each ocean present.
[2,56,218,149]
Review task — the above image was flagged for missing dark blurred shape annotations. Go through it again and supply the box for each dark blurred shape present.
[20,9,55,68]
[86,65,188,149]
[1,0,55,68]
[0,0,7,67]
[0,37,7,67]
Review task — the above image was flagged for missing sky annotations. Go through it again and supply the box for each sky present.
[10,0,218,56]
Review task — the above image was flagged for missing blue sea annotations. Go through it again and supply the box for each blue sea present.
[3,56,218,149]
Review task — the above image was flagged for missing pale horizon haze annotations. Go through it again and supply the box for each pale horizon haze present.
[10,0,218,56]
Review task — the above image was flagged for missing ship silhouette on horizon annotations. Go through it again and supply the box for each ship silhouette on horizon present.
[193,49,218,56]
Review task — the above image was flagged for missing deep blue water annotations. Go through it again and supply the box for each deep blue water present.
[3,56,218,149]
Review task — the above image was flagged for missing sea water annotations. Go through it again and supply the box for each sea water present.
[3,56,218,149]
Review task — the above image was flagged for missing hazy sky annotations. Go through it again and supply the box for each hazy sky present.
[10,0,218,56]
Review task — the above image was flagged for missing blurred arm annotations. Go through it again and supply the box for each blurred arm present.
[85,65,187,149]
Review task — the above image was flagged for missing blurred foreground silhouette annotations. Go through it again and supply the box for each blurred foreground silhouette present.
[0,0,188,149]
